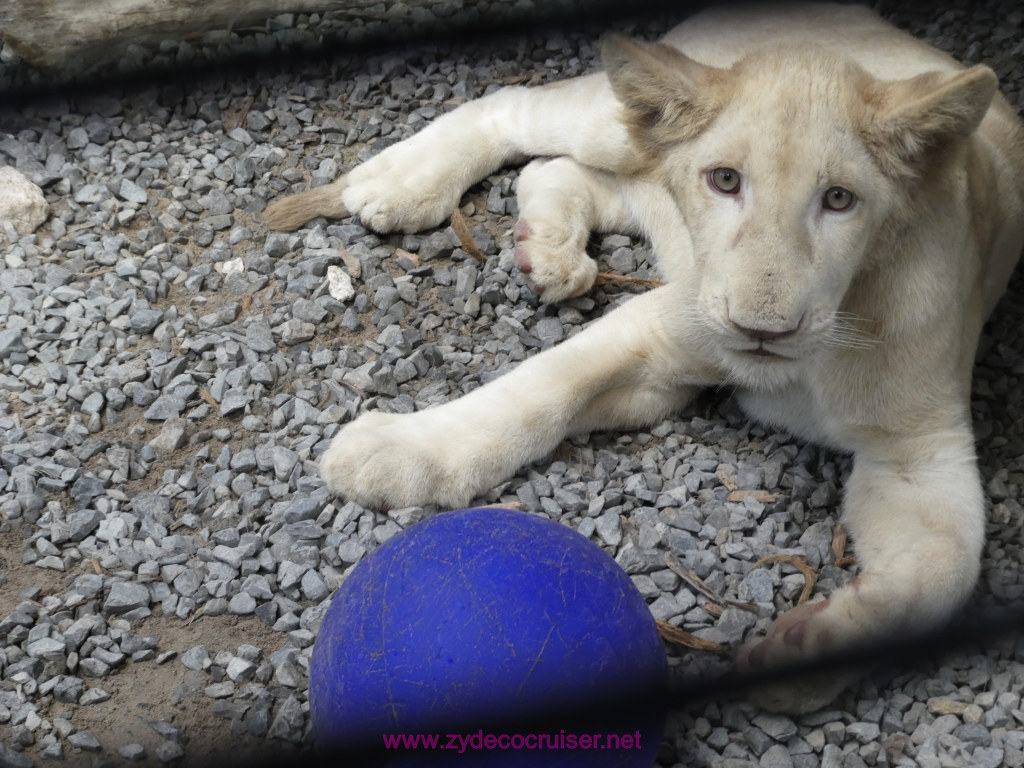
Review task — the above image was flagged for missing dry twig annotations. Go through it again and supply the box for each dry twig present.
[223,96,254,132]
[727,489,779,504]
[832,524,856,568]
[753,554,816,604]
[338,246,362,278]
[199,388,219,409]
[664,553,757,613]
[594,272,663,289]
[450,207,487,261]
[656,619,729,654]
[702,602,724,619]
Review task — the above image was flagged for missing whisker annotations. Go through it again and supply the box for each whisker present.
[821,311,881,351]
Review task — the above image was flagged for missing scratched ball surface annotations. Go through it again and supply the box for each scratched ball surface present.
[309,507,667,767]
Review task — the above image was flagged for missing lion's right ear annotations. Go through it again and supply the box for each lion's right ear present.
[602,34,729,152]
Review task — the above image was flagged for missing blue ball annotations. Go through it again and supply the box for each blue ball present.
[309,508,667,767]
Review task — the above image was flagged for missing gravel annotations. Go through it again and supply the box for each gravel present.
[1,1,1024,767]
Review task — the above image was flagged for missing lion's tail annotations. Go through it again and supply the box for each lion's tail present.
[262,177,349,231]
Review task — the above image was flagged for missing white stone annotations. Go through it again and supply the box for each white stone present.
[327,265,355,302]
[221,257,245,275]
[0,166,47,235]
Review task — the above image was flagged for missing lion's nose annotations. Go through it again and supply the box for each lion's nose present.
[729,319,801,342]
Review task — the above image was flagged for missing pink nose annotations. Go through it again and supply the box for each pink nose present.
[731,321,799,342]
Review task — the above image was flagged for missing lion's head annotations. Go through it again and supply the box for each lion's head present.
[603,36,996,387]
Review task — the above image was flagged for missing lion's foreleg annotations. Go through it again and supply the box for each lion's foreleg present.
[265,73,641,233]
[738,427,985,712]
[318,286,707,509]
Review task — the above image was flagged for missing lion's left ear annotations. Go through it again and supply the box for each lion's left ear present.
[863,65,998,178]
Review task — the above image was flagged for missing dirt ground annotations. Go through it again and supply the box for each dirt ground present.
[0,533,302,767]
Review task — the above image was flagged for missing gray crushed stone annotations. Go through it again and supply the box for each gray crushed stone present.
[1,1,1024,767]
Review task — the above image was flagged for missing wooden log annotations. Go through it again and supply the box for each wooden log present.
[0,0,392,74]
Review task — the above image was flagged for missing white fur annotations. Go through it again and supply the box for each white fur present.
[270,2,1024,712]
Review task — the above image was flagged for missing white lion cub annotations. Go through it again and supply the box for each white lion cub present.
[264,3,1024,712]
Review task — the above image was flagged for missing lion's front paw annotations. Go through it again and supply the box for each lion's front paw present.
[319,411,478,509]
[513,219,598,302]
[735,599,863,713]
[341,152,464,234]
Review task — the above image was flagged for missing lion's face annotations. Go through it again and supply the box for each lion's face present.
[603,35,997,386]
[661,52,898,379]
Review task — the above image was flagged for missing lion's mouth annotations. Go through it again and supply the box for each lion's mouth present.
[744,345,792,360]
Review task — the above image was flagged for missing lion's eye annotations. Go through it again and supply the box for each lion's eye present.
[823,186,855,212]
[708,167,741,195]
